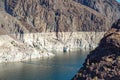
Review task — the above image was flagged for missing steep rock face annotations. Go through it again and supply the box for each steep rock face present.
[1,0,119,62]
[0,11,54,63]
[3,0,110,51]
[74,0,120,23]
[5,0,110,32]
[0,9,27,36]
[72,19,120,80]
[0,35,54,63]
[23,32,105,51]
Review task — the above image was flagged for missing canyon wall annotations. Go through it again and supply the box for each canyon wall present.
[74,0,120,23]
[2,0,110,51]
[23,32,104,51]
[72,19,120,80]
[0,0,120,62]
[5,0,110,32]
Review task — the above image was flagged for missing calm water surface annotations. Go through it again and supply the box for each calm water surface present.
[0,50,89,80]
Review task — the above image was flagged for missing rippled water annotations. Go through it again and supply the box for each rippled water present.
[0,50,89,80]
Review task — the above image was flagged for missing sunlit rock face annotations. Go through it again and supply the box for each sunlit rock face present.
[0,0,120,62]
[4,0,110,48]
[0,35,54,63]
[72,19,120,80]
[74,0,120,23]
[2,0,110,51]
[23,32,105,51]
[0,11,54,63]
[5,0,110,32]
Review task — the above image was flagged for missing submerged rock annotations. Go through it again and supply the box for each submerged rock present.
[72,19,120,80]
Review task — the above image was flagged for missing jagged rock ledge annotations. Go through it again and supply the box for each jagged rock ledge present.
[72,19,120,80]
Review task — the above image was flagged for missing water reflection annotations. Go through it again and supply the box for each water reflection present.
[0,49,89,80]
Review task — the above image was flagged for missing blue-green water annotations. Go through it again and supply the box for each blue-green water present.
[0,50,88,80]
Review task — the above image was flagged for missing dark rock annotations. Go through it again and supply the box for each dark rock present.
[72,19,120,80]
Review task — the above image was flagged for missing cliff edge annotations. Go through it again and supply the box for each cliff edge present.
[72,19,120,80]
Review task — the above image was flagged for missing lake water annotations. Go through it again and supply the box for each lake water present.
[0,50,89,80]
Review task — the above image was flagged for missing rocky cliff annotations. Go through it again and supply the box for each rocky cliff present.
[74,0,120,24]
[1,0,111,51]
[0,9,54,62]
[5,0,110,32]
[72,19,120,80]
[0,0,120,62]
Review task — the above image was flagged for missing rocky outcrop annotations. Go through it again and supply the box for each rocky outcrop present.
[74,0,120,24]
[0,11,54,63]
[72,19,120,80]
[5,0,110,32]
[0,0,120,62]
[3,0,112,50]
[0,10,28,35]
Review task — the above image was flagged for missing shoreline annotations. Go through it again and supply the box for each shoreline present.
[0,32,104,63]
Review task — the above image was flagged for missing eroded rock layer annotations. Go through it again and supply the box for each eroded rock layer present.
[74,0,120,23]
[5,0,110,32]
[0,0,120,62]
[0,11,54,63]
[0,8,105,62]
